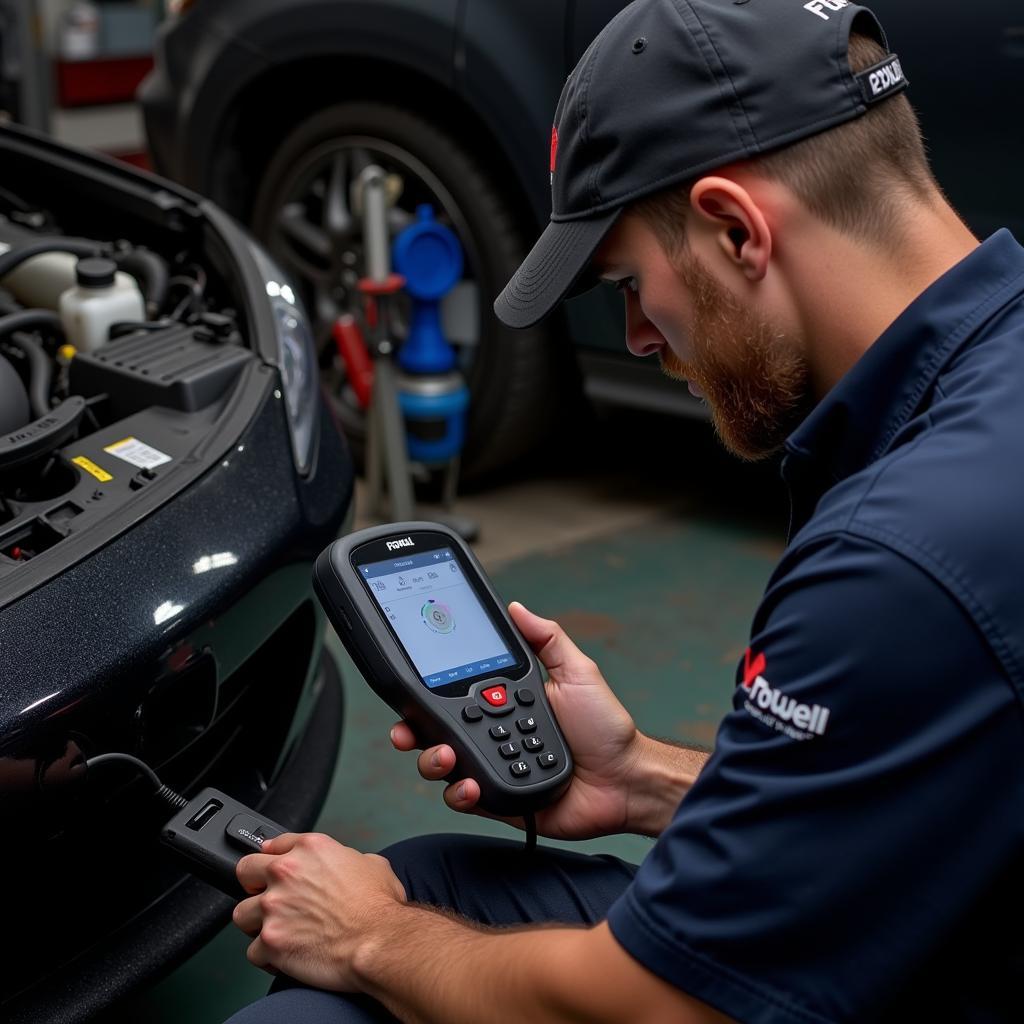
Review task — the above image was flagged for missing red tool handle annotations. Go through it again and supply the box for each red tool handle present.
[332,315,374,410]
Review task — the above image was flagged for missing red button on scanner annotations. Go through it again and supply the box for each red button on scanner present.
[481,686,507,707]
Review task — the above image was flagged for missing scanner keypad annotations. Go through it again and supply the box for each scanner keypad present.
[459,685,564,786]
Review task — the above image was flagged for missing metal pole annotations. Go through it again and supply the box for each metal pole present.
[360,166,415,522]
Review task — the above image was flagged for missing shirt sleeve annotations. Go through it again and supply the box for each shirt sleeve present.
[606,531,1024,1024]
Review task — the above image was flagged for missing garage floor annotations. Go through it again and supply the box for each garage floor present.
[100,410,789,1023]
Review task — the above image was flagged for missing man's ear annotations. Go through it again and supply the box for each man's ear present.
[688,176,772,282]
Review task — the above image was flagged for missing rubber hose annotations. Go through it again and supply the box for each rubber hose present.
[0,310,62,419]
[0,237,101,281]
[115,247,169,318]
[0,352,30,433]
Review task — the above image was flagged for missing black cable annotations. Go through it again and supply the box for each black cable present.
[84,752,188,812]
[0,238,101,281]
[0,309,62,341]
[523,811,537,854]
[0,312,62,418]
[166,275,204,320]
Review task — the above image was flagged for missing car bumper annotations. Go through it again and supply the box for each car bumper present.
[0,390,353,1014]
[4,649,344,1024]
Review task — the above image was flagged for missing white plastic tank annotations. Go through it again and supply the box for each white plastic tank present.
[1,251,80,310]
[58,257,145,353]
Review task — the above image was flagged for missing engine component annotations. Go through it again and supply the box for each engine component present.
[0,236,102,309]
[70,322,254,419]
[1,250,79,310]
[0,309,63,418]
[0,353,29,433]
[59,257,145,353]
[113,246,169,319]
[0,397,86,473]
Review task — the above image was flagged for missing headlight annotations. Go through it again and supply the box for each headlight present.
[249,246,320,475]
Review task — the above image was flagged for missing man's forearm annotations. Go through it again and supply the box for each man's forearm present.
[624,733,711,837]
[354,904,574,1024]
[352,902,721,1024]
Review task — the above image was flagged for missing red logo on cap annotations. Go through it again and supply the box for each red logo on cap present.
[550,126,559,179]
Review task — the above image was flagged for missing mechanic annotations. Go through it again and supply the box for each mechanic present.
[225,1,1024,1021]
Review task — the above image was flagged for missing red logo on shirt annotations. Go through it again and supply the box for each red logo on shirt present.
[742,648,766,689]
[738,648,832,738]
[550,126,559,182]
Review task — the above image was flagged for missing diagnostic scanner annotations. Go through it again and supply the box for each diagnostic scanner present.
[314,522,572,817]
[161,787,286,899]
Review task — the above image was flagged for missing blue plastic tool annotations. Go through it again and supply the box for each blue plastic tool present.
[392,206,470,464]
[393,205,464,376]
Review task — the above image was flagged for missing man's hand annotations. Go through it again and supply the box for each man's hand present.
[391,601,690,841]
[233,832,406,990]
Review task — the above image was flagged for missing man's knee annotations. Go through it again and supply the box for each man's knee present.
[378,833,530,908]
[224,988,391,1023]
[377,833,481,901]
[378,832,461,873]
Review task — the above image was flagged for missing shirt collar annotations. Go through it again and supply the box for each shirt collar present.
[784,230,1024,491]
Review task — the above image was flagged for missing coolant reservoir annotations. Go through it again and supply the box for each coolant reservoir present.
[58,257,145,353]
[1,251,79,310]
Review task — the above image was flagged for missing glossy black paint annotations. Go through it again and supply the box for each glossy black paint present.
[143,0,1024,362]
[0,129,354,1018]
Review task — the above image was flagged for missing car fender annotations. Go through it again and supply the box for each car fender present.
[455,0,570,226]
[143,0,459,194]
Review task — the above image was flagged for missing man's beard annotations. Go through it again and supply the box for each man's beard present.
[659,254,813,462]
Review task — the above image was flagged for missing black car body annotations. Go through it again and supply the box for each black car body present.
[0,123,353,1022]
[141,0,1024,475]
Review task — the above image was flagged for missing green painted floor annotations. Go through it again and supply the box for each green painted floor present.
[106,495,784,1022]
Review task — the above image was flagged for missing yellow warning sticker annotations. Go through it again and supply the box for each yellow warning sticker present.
[72,455,113,482]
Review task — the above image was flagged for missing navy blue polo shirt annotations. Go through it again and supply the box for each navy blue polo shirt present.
[607,230,1024,1024]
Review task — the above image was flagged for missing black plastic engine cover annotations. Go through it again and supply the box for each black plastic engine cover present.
[70,324,254,419]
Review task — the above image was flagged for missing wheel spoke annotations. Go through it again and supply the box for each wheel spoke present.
[278,202,332,263]
[324,154,354,241]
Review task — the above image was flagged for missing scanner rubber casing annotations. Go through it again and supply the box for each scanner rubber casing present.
[313,522,572,817]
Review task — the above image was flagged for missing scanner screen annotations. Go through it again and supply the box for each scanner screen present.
[358,548,515,688]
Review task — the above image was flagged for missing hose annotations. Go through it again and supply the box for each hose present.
[114,247,169,319]
[0,237,102,281]
[0,310,63,419]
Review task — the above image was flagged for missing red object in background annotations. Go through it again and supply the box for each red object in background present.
[333,315,375,410]
[110,150,152,171]
[358,273,405,297]
[55,56,154,107]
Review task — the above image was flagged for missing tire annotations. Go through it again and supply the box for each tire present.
[250,101,570,484]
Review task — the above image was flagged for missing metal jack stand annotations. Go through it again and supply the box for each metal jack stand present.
[357,167,478,541]
[359,166,416,523]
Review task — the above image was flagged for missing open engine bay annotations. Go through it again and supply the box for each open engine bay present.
[0,125,301,608]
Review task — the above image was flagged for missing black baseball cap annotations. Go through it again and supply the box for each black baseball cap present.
[494,0,907,330]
